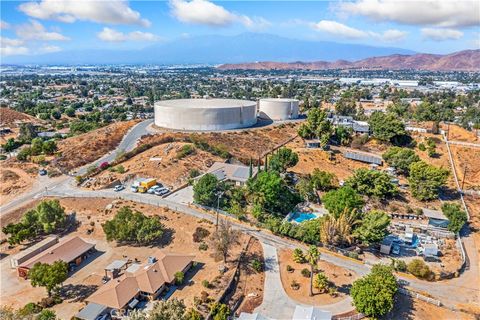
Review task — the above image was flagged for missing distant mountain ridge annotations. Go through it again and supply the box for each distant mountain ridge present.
[2,33,415,65]
[218,49,480,71]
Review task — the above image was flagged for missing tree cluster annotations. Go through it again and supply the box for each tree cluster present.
[345,168,398,199]
[102,207,165,245]
[2,200,67,245]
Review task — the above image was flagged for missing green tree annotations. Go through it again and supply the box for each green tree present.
[298,108,333,145]
[296,178,316,202]
[246,171,300,218]
[193,174,220,207]
[65,107,75,117]
[334,126,353,146]
[29,261,68,297]
[174,271,185,285]
[354,210,391,245]
[210,302,230,320]
[293,248,306,263]
[35,199,66,234]
[2,138,20,152]
[311,169,337,191]
[345,169,398,199]
[407,259,432,279]
[350,264,397,318]
[37,309,57,320]
[368,111,406,143]
[31,138,44,156]
[382,147,420,175]
[42,140,57,155]
[441,203,467,233]
[322,186,364,218]
[102,207,165,245]
[268,148,298,173]
[408,161,449,201]
[305,245,320,296]
[19,123,37,142]
[313,272,329,293]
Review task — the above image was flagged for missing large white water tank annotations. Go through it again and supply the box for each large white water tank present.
[154,98,257,131]
[258,98,299,121]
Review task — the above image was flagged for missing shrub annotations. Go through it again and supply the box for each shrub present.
[418,143,426,151]
[176,144,195,159]
[328,287,338,297]
[193,227,210,243]
[198,242,208,251]
[174,271,185,285]
[301,268,311,278]
[114,165,125,173]
[202,280,211,288]
[251,259,262,272]
[286,265,294,272]
[313,272,329,293]
[407,259,432,279]
[17,302,42,316]
[290,280,300,290]
[393,259,407,272]
[293,248,306,263]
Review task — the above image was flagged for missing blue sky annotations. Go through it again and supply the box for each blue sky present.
[1,0,479,57]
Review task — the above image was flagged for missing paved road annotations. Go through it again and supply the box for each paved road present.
[447,140,480,148]
[76,119,153,175]
[255,242,354,319]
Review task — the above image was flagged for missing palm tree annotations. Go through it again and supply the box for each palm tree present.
[305,245,320,296]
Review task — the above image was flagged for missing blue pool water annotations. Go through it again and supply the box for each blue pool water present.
[290,212,317,223]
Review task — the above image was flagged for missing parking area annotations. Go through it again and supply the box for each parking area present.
[165,186,194,205]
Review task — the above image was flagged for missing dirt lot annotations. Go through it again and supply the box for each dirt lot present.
[278,249,356,305]
[464,195,480,229]
[0,197,249,319]
[55,120,138,171]
[140,122,299,163]
[88,141,223,190]
[233,238,265,315]
[442,123,480,143]
[449,145,480,191]
[384,294,476,320]
[287,138,371,182]
[0,163,38,206]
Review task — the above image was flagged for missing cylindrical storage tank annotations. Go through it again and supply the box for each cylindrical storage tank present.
[154,99,257,131]
[258,98,299,121]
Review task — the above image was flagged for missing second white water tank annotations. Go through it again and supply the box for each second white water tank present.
[258,98,299,121]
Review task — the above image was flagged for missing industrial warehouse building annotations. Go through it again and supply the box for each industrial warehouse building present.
[154,98,257,131]
[258,98,299,121]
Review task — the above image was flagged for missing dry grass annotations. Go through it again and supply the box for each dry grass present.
[55,120,138,171]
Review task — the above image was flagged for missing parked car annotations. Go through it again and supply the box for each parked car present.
[147,185,161,194]
[39,169,47,176]
[114,185,125,192]
[154,187,169,196]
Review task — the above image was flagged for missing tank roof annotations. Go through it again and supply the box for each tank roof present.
[260,98,299,102]
[156,98,256,109]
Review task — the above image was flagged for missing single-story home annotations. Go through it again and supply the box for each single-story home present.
[17,236,95,279]
[85,251,194,316]
[202,162,258,186]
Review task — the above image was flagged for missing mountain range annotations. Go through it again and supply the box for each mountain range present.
[218,49,480,71]
[2,33,415,65]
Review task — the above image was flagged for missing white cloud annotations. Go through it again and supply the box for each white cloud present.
[169,0,270,30]
[339,0,479,28]
[19,0,150,27]
[421,28,464,41]
[0,37,24,47]
[372,29,408,42]
[16,20,69,41]
[311,20,407,42]
[311,20,368,39]
[97,27,160,42]
[38,44,62,53]
[0,20,10,29]
[0,45,29,56]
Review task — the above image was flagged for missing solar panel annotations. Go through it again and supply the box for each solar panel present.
[344,151,382,165]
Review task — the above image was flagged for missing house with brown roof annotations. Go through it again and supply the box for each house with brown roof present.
[85,251,194,316]
[17,236,96,279]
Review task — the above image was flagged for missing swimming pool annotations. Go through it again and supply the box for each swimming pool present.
[289,212,319,223]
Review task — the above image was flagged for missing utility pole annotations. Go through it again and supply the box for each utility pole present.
[461,166,467,191]
[215,191,224,231]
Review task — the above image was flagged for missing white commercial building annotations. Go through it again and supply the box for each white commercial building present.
[154,98,257,131]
